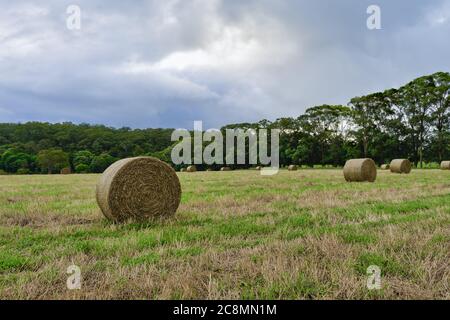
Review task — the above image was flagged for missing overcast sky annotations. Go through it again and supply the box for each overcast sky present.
[0,0,449,128]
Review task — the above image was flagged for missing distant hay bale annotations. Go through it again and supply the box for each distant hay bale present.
[288,165,298,171]
[220,167,231,171]
[186,165,197,172]
[390,159,412,174]
[380,164,390,170]
[96,157,181,222]
[206,168,213,171]
[60,167,71,174]
[180,168,186,172]
[343,158,377,182]
[441,161,450,170]
[255,166,262,171]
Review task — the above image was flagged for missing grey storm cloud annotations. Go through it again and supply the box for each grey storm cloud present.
[0,0,449,128]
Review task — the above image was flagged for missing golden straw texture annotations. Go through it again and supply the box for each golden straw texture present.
[390,159,412,174]
[96,157,181,222]
[60,167,71,174]
[187,165,197,172]
[343,158,377,182]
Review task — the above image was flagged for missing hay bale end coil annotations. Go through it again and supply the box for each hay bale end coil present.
[390,159,412,174]
[96,157,181,222]
[441,161,450,170]
[343,158,377,182]
[186,165,197,172]
[288,165,298,171]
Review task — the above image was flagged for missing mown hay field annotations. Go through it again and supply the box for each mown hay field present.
[0,170,449,299]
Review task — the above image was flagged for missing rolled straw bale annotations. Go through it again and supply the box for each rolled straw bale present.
[390,159,412,174]
[380,164,390,170]
[288,165,298,171]
[343,158,377,182]
[220,167,231,171]
[60,167,71,174]
[206,168,213,172]
[186,165,197,172]
[180,168,186,172]
[255,166,262,171]
[96,157,181,222]
[441,161,450,170]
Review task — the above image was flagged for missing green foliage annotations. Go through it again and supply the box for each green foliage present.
[0,148,36,173]
[149,144,174,163]
[89,153,117,173]
[16,168,31,175]
[73,150,94,167]
[37,149,70,174]
[419,162,440,169]
[75,163,90,173]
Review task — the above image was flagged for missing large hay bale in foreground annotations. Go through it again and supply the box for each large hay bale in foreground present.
[343,158,377,182]
[390,159,412,174]
[60,167,71,174]
[380,164,390,170]
[441,161,450,170]
[186,165,197,172]
[96,157,181,222]
[220,167,231,171]
[288,165,298,171]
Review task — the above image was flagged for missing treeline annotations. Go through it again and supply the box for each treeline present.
[271,71,450,167]
[0,123,173,174]
[0,71,448,174]
[177,71,449,170]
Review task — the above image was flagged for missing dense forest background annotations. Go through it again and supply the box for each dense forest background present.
[0,72,448,174]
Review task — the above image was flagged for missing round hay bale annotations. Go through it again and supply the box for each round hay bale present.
[96,157,181,222]
[206,168,213,172]
[186,165,197,172]
[440,161,450,170]
[255,166,261,171]
[390,159,412,174]
[380,164,390,170]
[288,165,298,171]
[220,167,231,171]
[60,167,71,175]
[343,158,377,182]
[180,168,186,172]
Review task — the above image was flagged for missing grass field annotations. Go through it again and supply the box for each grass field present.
[0,169,449,299]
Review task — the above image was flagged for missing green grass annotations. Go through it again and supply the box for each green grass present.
[0,169,449,299]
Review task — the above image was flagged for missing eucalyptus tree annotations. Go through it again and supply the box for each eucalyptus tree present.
[429,72,450,161]
[397,75,437,167]
[298,105,351,165]
[349,92,385,158]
